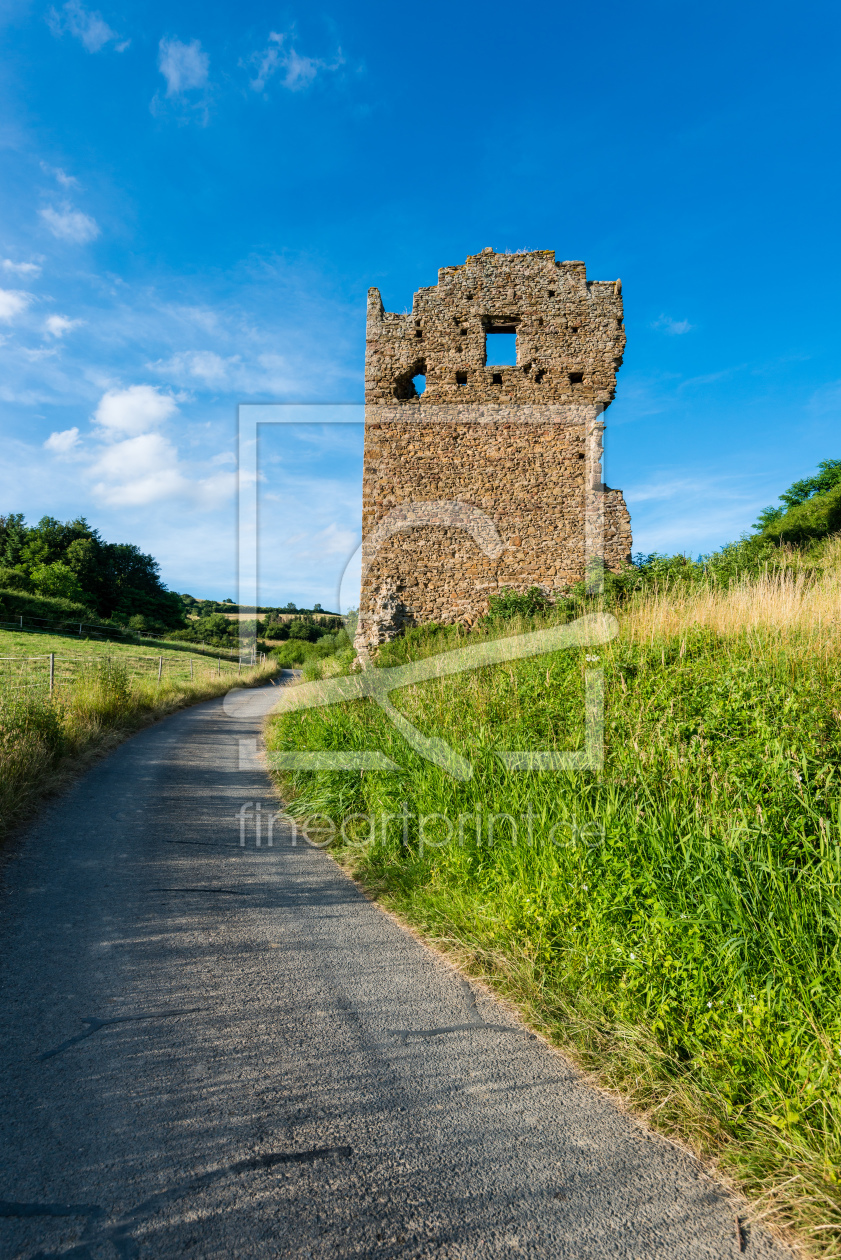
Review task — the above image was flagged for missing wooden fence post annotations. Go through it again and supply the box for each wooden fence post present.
[49,653,54,696]
[158,656,163,683]
[190,657,193,680]
[217,658,220,676]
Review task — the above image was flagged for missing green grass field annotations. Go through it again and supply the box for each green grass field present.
[266,565,841,1255]
[0,627,216,659]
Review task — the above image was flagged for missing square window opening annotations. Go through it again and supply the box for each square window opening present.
[492,372,503,385]
[456,371,468,386]
[569,372,583,385]
[485,330,517,366]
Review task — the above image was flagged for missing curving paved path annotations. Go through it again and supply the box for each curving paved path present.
[0,681,791,1259]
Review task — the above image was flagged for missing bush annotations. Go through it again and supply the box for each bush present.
[0,567,32,592]
[484,585,552,620]
[759,482,841,545]
[31,561,86,602]
[288,619,320,642]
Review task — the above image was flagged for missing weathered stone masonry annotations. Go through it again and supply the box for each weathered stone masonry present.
[356,248,632,652]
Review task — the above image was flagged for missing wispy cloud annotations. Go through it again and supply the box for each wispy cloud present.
[807,378,841,418]
[45,314,83,338]
[652,313,693,336]
[40,203,100,244]
[147,349,240,387]
[2,259,42,278]
[0,289,33,322]
[46,1,127,53]
[41,162,81,189]
[247,31,343,94]
[158,38,209,96]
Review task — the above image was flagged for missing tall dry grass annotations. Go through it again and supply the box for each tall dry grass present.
[623,556,841,646]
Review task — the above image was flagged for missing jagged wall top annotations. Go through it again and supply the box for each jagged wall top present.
[365,247,625,407]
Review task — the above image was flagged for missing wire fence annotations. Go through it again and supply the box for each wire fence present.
[0,612,255,660]
[0,651,268,697]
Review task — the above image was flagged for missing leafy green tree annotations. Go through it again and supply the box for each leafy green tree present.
[30,561,86,602]
[754,459,841,532]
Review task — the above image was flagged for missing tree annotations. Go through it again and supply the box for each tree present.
[0,514,186,629]
[30,561,86,602]
[754,459,841,532]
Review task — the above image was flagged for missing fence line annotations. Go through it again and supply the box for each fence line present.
[0,614,253,661]
[0,650,268,697]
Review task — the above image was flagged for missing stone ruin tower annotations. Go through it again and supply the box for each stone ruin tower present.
[355,248,632,653]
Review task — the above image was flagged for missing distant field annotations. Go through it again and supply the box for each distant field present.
[0,628,204,660]
[0,627,265,697]
[0,626,248,661]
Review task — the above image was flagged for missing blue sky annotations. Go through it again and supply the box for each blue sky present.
[1,0,839,606]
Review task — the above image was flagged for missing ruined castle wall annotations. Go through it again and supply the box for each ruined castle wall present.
[357,249,632,651]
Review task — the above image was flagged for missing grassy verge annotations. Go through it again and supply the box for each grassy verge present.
[265,564,841,1255]
[1,653,279,844]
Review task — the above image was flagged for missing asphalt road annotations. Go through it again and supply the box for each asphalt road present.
[0,681,792,1259]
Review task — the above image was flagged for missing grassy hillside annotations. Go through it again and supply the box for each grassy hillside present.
[0,624,253,663]
[266,545,841,1255]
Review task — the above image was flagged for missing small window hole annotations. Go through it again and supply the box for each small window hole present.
[412,373,426,394]
[492,372,503,385]
[485,329,517,366]
[534,369,545,384]
[456,371,468,386]
[548,289,555,297]
[569,371,583,385]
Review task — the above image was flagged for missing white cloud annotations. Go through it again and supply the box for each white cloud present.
[41,162,81,189]
[45,314,83,338]
[247,31,342,93]
[44,426,80,454]
[40,203,100,244]
[148,349,239,386]
[90,432,235,508]
[158,38,209,96]
[91,432,185,505]
[2,259,41,278]
[47,1,124,53]
[652,313,693,336]
[93,384,179,437]
[0,289,33,322]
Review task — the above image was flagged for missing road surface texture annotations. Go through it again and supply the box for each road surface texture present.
[0,681,792,1259]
